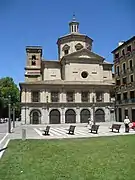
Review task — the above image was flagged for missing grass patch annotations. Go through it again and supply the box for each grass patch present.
[0,135,135,180]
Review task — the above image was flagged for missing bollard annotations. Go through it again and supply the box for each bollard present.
[22,129,26,141]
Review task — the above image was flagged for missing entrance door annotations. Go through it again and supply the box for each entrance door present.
[95,109,105,122]
[49,109,60,124]
[65,109,76,123]
[118,108,122,122]
[30,110,41,124]
[132,109,135,122]
[80,109,90,123]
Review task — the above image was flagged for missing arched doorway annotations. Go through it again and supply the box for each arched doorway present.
[95,109,105,122]
[30,109,41,124]
[65,109,76,123]
[49,109,60,124]
[80,109,91,123]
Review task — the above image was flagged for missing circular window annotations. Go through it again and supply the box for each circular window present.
[81,71,88,78]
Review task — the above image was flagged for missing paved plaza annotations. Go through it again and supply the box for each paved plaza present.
[1,121,135,147]
[9,122,135,140]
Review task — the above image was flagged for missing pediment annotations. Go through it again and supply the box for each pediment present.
[62,48,104,60]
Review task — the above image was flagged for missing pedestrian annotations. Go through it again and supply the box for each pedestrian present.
[124,116,130,133]
[87,117,93,129]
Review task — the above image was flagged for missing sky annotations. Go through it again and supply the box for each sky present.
[0,0,134,86]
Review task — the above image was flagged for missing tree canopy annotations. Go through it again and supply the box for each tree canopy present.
[0,77,20,118]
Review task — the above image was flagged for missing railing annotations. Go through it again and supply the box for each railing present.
[114,48,135,63]
[116,98,135,104]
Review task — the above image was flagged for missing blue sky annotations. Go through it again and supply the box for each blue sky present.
[0,0,134,85]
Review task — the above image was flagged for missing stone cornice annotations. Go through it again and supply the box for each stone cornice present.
[57,34,93,46]
[20,102,114,108]
[19,82,114,91]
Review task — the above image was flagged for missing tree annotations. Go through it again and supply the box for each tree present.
[0,77,20,118]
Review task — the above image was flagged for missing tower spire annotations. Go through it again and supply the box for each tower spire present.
[69,14,79,34]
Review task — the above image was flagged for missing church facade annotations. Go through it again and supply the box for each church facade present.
[19,17,115,124]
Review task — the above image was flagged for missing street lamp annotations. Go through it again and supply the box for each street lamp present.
[8,95,11,133]
[13,104,15,128]
[46,95,48,110]
[92,96,96,125]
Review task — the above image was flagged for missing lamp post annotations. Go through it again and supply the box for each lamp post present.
[25,89,26,124]
[8,95,11,133]
[13,105,15,128]
[92,96,96,125]
[46,95,48,110]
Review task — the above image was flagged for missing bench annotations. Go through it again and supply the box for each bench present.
[89,125,100,134]
[110,124,121,133]
[67,125,76,135]
[42,126,50,135]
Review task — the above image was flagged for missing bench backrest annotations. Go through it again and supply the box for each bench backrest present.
[46,126,50,132]
[112,124,121,129]
[91,125,99,131]
[69,125,76,132]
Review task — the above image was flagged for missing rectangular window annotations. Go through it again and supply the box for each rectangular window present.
[64,50,69,55]
[116,79,120,86]
[66,92,74,102]
[115,53,119,59]
[117,94,121,101]
[122,49,125,56]
[116,66,120,76]
[122,63,126,73]
[31,60,36,66]
[130,75,134,82]
[122,77,127,84]
[130,91,134,99]
[125,109,128,117]
[127,45,131,52]
[96,92,103,102]
[31,91,40,102]
[123,92,127,100]
[32,55,36,60]
[51,92,59,102]
[81,92,89,102]
[129,60,133,70]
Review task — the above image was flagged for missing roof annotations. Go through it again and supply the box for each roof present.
[26,46,42,50]
[57,33,93,45]
[61,48,104,61]
[111,36,135,53]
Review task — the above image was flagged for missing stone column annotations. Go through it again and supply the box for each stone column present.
[75,91,81,103]
[60,91,66,103]
[104,92,110,103]
[128,107,132,121]
[61,107,65,123]
[76,107,80,123]
[121,107,125,122]
[21,107,25,124]
[21,90,25,103]
[105,107,110,122]
[90,92,96,102]
[41,107,48,124]
[26,107,30,124]
[116,107,119,122]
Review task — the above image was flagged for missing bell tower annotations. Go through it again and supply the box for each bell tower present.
[25,46,42,82]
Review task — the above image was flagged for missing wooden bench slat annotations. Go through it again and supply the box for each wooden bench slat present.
[110,124,121,133]
[89,125,100,134]
[67,125,76,135]
[43,126,50,135]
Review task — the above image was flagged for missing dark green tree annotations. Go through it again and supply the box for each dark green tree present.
[0,77,20,118]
